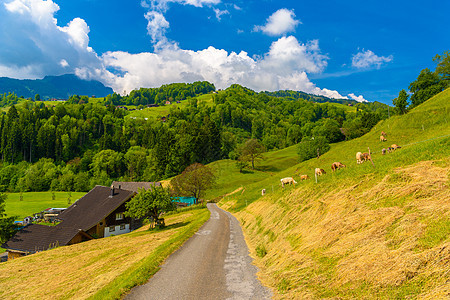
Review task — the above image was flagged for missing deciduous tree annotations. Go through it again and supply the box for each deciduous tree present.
[170,163,215,202]
[125,186,175,228]
[238,139,266,170]
[393,89,409,114]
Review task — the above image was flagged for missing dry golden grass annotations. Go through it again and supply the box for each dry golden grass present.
[0,212,195,299]
[235,160,450,299]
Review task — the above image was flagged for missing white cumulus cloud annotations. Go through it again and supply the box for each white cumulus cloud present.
[254,8,300,36]
[92,36,347,99]
[348,93,368,102]
[351,49,393,69]
[0,0,352,101]
[0,0,101,79]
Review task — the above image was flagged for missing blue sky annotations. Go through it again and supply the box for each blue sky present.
[0,0,448,104]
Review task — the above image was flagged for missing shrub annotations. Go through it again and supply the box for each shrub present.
[297,136,330,162]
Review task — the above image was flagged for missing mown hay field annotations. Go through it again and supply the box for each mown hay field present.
[0,207,209,299]
[214,89,450,298]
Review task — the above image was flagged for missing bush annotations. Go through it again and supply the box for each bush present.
[297,136,330,162]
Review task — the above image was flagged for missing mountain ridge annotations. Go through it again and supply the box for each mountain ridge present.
[0,74,113,99]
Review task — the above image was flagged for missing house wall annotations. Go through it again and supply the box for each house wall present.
[104,224,130,237]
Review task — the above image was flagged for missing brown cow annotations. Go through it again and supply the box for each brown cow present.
[380,135,387,142]
[362,152,372,162]
[381,131,387,137]
[300,174,310,180]
[331,162,346,172]
[391,144,401,150]
[315,168,326,176]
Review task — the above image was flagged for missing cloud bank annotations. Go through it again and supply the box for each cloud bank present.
[0,0,350,100]
[254,8,300,36]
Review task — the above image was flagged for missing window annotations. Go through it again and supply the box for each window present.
[109,226,115,232]
[116,213,124,220]
[120,224,125,230]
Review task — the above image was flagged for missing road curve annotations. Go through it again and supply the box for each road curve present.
[125,203,272,300]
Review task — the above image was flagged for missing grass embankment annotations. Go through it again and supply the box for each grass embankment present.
[211,89,450,299]
[4,191,86,219]
[0,206,210,299]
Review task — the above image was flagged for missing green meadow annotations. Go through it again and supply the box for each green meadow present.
[4,191,86,219]
[126,93,215,120]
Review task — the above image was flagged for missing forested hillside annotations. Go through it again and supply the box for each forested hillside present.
[0,84,388,193]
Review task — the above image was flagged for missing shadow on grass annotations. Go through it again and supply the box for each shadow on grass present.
[257,165,281,173]
[129,221,190,237]
[239,170,254,174]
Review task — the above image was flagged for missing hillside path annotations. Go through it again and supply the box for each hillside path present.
[125,203,272,300]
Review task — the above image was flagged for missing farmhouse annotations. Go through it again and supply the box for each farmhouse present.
[2,185,137,260]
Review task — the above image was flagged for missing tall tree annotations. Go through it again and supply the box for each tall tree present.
[0,193,18,243]
[238,139,266,170]
[433,51,450,85]
[409,68,445,107]
[170,163,215,202]
[393,89,409,114]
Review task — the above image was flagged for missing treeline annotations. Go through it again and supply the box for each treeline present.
[393,51,449,114]
[262,90,355,104]
[97,81,216,106]
[0,84,389,193]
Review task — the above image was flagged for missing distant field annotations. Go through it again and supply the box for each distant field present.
[127,93,215,120]
[5,192,86,219]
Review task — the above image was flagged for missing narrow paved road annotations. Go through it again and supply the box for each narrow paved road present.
[125,203,272,300]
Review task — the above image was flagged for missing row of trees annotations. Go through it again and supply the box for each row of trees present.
[102,81,215,106]
[393,51,449,114]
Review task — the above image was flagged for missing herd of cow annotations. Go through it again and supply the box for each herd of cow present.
[277,131,402,190]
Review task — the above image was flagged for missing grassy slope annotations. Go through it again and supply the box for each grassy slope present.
[126,93,214,120]
[210,89,450,299]
[0,206,210,299]
[5,192,86,219]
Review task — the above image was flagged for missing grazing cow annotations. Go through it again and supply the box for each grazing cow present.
[261,189,266,196]
[362,152,372,162]
[315,168,326,176]
[382,148,386,155]
[391,144,401,150]
[281,177,297,188]
[356,152,364,164]
[380,135,387,142]
[331,162,346,172]
[300,174,310,180]
[381,131,387,137]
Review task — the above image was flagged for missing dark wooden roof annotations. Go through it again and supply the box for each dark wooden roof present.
[57,186,135,231]
[111,181,161,193]
[1,224,80,253]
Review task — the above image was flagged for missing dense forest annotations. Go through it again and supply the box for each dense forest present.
[0,81,390,193]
